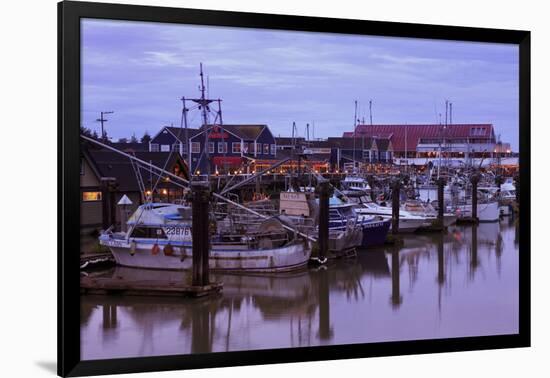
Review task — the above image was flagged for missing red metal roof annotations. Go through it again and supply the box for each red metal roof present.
[343,124,494,152]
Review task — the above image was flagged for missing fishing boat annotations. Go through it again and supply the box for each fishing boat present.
[449,200,500,222]
[402,200,457,229]
[341,175,371,192]
[99,203,312,272]
[328,196,391,247]
[343,191,430,232]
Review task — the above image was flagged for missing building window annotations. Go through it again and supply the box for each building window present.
[160,144,170,152]
[150,143,159,152]
[263,143,270,154]
[232,142,241,154]
[172,143,180,152]
[181,143,187,153]
[249,142,256,154]
[270,144,276,155]
[82,191,102,202]
[191,142,200,153]
[218,142,227,153]
[209,142,215,154]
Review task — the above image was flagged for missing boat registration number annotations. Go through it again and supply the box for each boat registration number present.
[164,226,191,236]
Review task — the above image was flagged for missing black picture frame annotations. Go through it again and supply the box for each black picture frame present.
[58,1,531,376]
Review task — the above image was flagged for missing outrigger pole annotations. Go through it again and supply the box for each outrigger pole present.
[80,135,317,242]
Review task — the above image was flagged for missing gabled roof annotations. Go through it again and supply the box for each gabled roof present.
[85,149,188,191]
[327,137,379,150]
[343,124,495,151]
[218,124,267,140]
[164,126,202,141]
[110,142,148,152]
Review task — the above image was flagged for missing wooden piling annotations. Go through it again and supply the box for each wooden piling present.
[437,177,445,229]
[367,175,376,202]
[316,179,332,260]
[470,173,480,221]
[391,178,401,235]
[191,182,211,286]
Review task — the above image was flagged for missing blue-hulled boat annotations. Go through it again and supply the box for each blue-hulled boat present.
[328,196,390,248]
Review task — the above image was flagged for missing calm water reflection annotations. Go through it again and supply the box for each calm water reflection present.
[81,218,519,360]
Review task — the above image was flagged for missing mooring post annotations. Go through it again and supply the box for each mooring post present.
[514,173,520,206]
[367,175,376,202]
[470,173,480,222]
[100,177,116,230]
[191,181,211,286]
[437,177,446,229]
[316,179,332,260]
[391,178,401,235]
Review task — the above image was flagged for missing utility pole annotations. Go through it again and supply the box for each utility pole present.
[96,111,114,140]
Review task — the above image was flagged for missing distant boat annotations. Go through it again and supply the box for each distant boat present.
[99,203,312,272]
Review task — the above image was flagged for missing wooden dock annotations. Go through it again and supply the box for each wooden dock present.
[80,276,223,298]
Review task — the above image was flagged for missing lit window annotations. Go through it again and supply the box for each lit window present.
[218,142,227,153]
[82,191,102,202]
[209,142,215,153]
[191,142,200,153]
[150,143,159,152]
[232,142,241,153]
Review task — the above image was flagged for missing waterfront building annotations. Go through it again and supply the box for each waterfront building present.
[150,124,277,175]
[343,123,517,167]
[80,144,188,234]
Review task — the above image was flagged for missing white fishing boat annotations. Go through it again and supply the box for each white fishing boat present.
[99,203,312,272]
[402,200,457,229]
[344,192,430,232]
[341,175,371,192]
[448,200,500,222]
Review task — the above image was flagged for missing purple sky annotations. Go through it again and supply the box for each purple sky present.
[81,19,519,149]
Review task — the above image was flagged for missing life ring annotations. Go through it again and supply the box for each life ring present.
[164,244,174,256]
[152,243,160,255]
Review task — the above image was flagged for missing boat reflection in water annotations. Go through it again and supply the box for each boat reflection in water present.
[81,220,518,360]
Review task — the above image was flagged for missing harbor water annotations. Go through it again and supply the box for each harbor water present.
[81,218,519,360]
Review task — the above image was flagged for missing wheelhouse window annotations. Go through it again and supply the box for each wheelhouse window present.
[82,191,102,202]
[130,226,167,239]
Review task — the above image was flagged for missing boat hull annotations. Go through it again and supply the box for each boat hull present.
[329,218,390,247]
[452,201,500,222]
[100,237,311,272]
